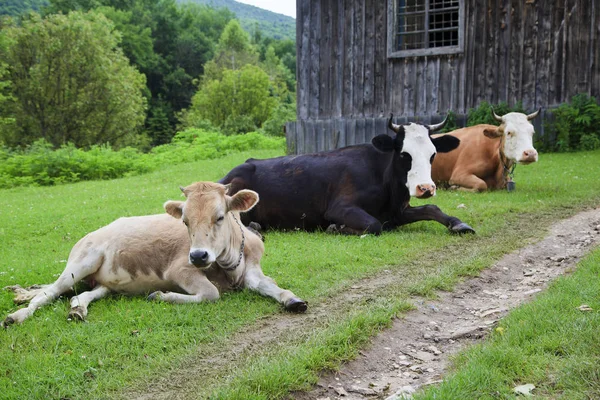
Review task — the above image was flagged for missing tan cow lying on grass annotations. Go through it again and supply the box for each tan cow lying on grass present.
[431,109,541,191]
[2,182,307,326]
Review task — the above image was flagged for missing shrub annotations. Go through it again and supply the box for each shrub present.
[261,102,296,136]
[467,101,526,126]
[0,131,285,189]
[440,110,459,133]
[550,94,600,152]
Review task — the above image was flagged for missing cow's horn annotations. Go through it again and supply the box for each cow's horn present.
[426,115,448,132]
[388,113,402,134]
[491,107,503,122]
[526,108,541,120]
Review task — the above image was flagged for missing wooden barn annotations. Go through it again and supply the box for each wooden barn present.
[285,0,600,154]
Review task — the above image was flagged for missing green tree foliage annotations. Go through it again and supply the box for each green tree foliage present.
[0,50,16,144]
[257,36,296,79]
[181,18,296,135]
[189,65,276,134]
[203,19,258,80]
[47,0,234,145]
[0,11,147,148]
[262,102,295,137]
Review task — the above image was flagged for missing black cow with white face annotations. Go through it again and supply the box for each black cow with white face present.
[219,115,475,235]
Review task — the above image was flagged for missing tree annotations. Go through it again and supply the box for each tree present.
[187,64,276,134]
[47,0,233,144]
[203,19,258,81]
[0,11,147,148]
[0,56,16,145]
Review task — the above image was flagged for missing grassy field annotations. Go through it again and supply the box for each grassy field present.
[416,247,600,400]
[1,148,600,399]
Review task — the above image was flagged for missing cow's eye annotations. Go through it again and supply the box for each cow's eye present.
[182,220,189,227]
[400,152,408,158]
[507,131,513,137]
[430,154,435,164]
[217,215,225,222]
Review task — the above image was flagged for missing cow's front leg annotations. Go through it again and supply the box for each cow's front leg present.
[68,285,111,321]
[449,172,488,192]
[399,204,475,234]
[243,266,307,312]
[324,205,383,235]
[148,266,219,304]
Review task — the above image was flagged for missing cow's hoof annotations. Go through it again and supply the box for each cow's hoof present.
[13,295,30,305]
[68,306,86,322]
[450,222,476,234]
[326,224,340,234]
[147,291,162,301]
[2,316,15,328]
[285,298,308,313]
[3,285,22,292]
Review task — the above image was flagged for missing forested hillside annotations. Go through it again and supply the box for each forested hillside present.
[0,0,48,16]
[177,0,295,40]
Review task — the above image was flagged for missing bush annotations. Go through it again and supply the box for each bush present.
[222,114,257,135]
[467,101,526,126]
[0,131,285,189]
[261,102,296,136]
[0,140,150,188]
[439,110,459,133]
[549,94,600,152]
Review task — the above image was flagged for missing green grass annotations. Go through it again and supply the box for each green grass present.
[1,148,600,399]
[415,247,600,400]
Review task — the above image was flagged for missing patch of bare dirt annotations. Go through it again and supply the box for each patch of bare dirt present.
[295,208,600,400]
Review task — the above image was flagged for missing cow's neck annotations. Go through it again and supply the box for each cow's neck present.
[216,212,245,272]
[497,135,515,186]
[384,158,411,219]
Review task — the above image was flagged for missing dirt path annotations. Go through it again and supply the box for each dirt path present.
[295,208,600,400]
[126,208,600,400]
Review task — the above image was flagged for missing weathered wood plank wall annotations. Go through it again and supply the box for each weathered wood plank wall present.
[287,0,600,154]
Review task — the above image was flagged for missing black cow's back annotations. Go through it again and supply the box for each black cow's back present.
[220,144,391,231]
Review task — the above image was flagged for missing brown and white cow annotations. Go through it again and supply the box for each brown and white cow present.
[2,182,307,326]
[431,109,541,191]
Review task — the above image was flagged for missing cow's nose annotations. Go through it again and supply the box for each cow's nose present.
[415,184,436,199]
[189,249,209,266]
[521,149,538,163]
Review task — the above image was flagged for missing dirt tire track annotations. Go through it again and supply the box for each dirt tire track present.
[295,208,600,400]
[126,208,600,400]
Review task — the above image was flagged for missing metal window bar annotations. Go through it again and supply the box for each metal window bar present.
[396,0,459,51]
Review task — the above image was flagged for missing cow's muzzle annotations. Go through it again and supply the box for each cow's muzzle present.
[415,184,436,199]
[189,249,214,267]
[518,149,538,164]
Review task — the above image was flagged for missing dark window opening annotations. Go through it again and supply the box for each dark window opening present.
[396,0,460,51]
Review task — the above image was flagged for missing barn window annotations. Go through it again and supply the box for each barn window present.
[388,0,464,57]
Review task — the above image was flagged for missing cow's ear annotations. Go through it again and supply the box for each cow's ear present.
[228,189,259,213]
[483,127,502,138]
[432,134,460,153]
[372,135,395,152]
[164,200,184,219]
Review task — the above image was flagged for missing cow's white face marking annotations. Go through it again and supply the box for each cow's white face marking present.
[501,113,538,164]
[401,123,437,197]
